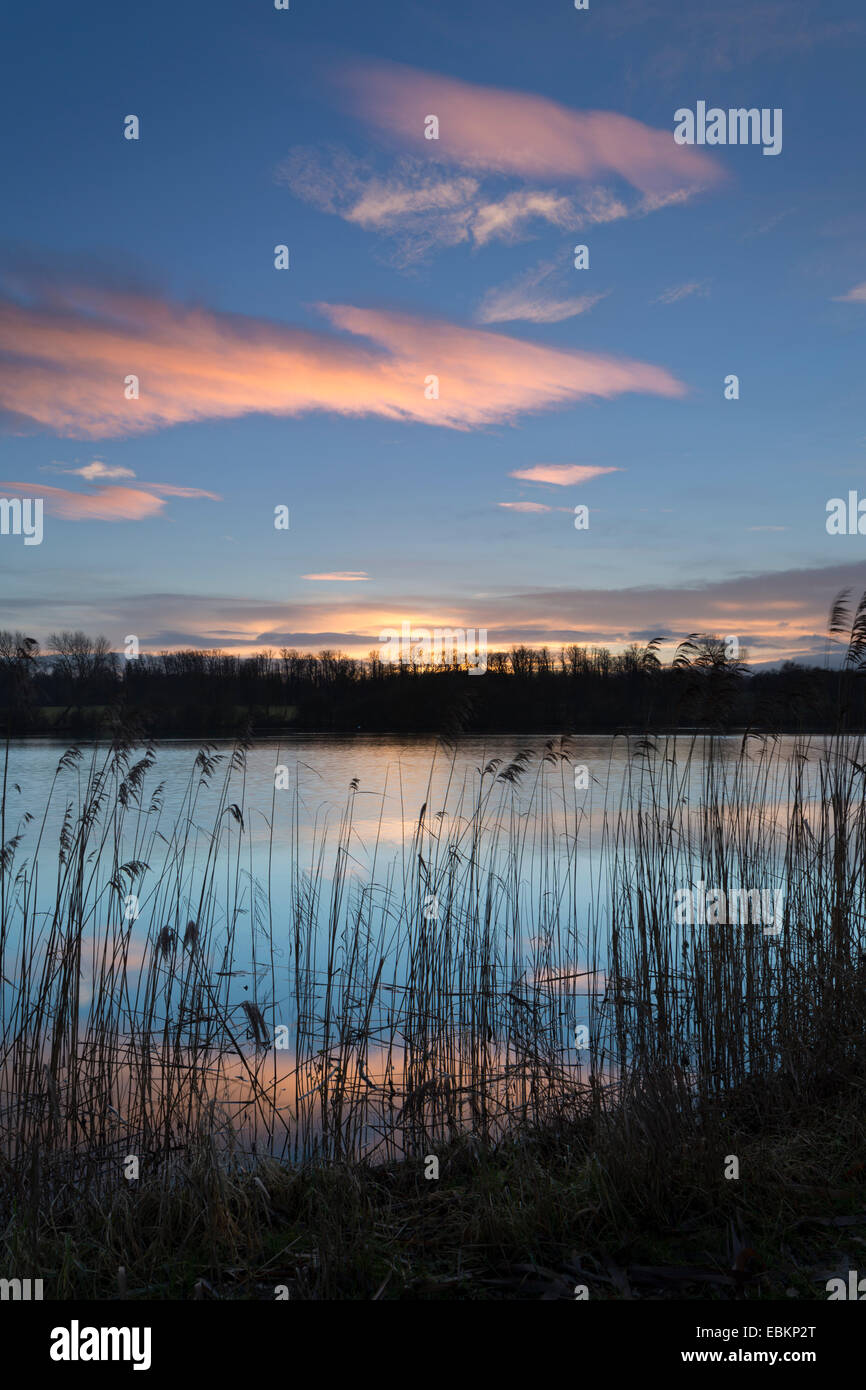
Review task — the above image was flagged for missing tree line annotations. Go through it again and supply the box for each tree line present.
[1,608,866,736]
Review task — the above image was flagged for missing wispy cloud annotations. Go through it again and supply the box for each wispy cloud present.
[278,149,654,263]
[277,149,480,262]
[302,571,370,581]
[478,260,608,325]
[652,282,710,305]
[740,206,796,241]
[0,276,686,438]
[44,459,137,480]
[497,501,553,513]
[471,190,576,245]
[143,483,222,499]
[509,464,621,485]
[833,282,866,303]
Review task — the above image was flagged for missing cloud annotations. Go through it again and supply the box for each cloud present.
[5,561,865,666]
[833,282,866,303]
[345,175,478,231]
[478,260,608,325]
[0,479,219,521]
[277,148,481,262]
[280,64,725,265]
[45,460,137,480]
[0,276,686,439]
[143,483,222,499]
[302,571,370,581]
[480,289,604,326]
[471,190,576,245]
[509,464,621,485]
[0,273,686,436]
[497,501,553,513]
[321,302,686,427]
[336,61,724,197]
[278,150,655,263]
[740,206,796,241]
[652,282,710,305]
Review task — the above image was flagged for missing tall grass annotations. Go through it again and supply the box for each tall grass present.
[0,732,600,1174]
[606,732,866,1115]
[1,721,865,1294]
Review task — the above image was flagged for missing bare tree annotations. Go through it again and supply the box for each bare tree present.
[46,631,116,717]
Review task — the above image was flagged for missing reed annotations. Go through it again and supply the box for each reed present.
[1,596,865,1297]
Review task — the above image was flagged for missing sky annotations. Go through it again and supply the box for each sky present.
[1,0,865,666]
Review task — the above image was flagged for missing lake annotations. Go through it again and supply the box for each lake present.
[0,731,848,1162]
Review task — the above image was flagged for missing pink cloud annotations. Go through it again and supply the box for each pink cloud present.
[509,464,621,485]
[0,280,686,438]
[498,501,553,513]
[336,61,724,197]
[0,479,219,521]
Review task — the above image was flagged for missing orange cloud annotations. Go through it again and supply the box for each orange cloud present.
[509,464,621,485]
[320,303,685,428]
[0,281,686,438]
[0,479,219,521]
[337,60,724,196]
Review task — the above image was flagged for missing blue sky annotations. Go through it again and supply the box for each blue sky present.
[1,0,865,663]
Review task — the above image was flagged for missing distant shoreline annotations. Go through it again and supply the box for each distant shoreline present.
[4,722,866,741]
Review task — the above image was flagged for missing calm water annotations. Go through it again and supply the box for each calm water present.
[0,732,843,1158]
[0,730,835,982]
